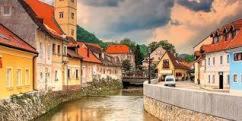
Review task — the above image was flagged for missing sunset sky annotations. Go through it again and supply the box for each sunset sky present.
[44,0,242,54]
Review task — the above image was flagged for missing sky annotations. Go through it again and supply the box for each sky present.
[43,0,242,54]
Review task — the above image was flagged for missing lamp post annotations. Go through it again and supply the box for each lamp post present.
[148,48,151,84]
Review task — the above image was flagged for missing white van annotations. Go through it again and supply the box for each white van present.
[164,75,176,87]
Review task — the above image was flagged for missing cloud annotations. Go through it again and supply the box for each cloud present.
[150,0,242,53]
[109,0,174,32]
[177,0,213,12]
[80,0,125,7]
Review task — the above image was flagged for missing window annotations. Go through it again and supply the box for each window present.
[25,69,30,85]
[176,73,182,77]
[63,45,67,56]
[3,6,12,16]
[67,69,70,79]
[16,69,22,86]
[213,57,215,65]
[52,44,56,54]
[6,68,12,87]
[234,74,238,82]
[71,0,74,2]
[76,69,79,79]
[220,56,223,64]
[71,13,74,19]
[227,75,230,85]
[227,54,229,63]
[208,58,210,66]
[163,59,169,68]
[59,12,64,18]
[40,72,43,79]
[57,45,61,55]
[208,75,210,83]
[55,70,58,81]
[234,52,242,61]
[212,75,215,84]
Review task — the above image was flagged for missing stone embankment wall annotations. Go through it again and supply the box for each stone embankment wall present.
[0,79,122,121]
[143,82,242,121]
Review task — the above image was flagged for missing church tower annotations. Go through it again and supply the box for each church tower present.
[55,0,77,40]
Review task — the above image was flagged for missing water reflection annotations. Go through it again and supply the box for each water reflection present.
[35,90,159,121]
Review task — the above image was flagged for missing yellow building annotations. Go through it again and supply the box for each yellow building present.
[157,51,190,81]
[64,44,82,91]
[55,0,77,40]
[0,24,38,99]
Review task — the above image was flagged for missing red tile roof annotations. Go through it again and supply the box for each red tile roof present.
[21,0,64,39]
[106,44,131,54]
[77,42,102,64]
[0,24,37,53]
[202,19,242,53]
[166,52,190,70]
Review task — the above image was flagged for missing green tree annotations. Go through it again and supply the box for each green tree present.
[185,55,195,62]
[122,59,132,72]
[134,45,144,68]
[148,40,176,53]
[120,38,136,52]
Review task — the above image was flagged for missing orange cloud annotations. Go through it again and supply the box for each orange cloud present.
[151,0,242,53]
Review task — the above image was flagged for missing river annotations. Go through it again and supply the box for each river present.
[35,89,160,121]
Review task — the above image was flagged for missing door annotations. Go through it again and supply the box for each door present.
[219,72,223,89]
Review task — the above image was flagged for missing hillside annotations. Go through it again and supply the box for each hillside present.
[76,25,107,48]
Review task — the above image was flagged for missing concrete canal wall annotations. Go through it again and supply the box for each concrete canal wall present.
[0,79,122,121]
[143,82,242,121]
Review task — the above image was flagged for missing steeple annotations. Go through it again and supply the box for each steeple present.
[54,0,77,40]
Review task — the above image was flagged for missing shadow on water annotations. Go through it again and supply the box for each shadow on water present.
[34,88,160,121]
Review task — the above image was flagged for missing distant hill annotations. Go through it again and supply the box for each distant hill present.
[76,25,107,48]
[178,54,195,62]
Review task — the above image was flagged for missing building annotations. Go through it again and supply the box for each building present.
[0,24,38,99]
[157,51,190,81]
[223,19,242,94]
[142,46,166,68]
[77,42,102,86]
[85,42,122,80]
[105,44,135,67]
[54,0,77,40]
[0,0,78,91]
[64,44,82,91]
[193,36,213,85]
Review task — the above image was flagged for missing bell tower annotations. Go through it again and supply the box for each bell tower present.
[55,0,77,40]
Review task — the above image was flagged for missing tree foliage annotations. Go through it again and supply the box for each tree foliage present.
[185,55,195,62]
[134,45,144,68]
[148,40,176,53]
[122,59,132,72]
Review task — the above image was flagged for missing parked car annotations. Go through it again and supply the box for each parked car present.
[164,75,176,87]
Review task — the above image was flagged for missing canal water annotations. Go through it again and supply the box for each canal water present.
[35,89,160,121]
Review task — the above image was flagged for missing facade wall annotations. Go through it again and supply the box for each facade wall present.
[81,62,98,86]
[108,53,135,67]
[204,52,230,89]
[229,47,242,94]
[98,65,122,80]
[0,46,35,99]
[65,58,81,90]
[194,36,213,52]
[157,53,174,79]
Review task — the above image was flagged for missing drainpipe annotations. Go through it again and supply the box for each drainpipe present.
[33,53,38,91]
